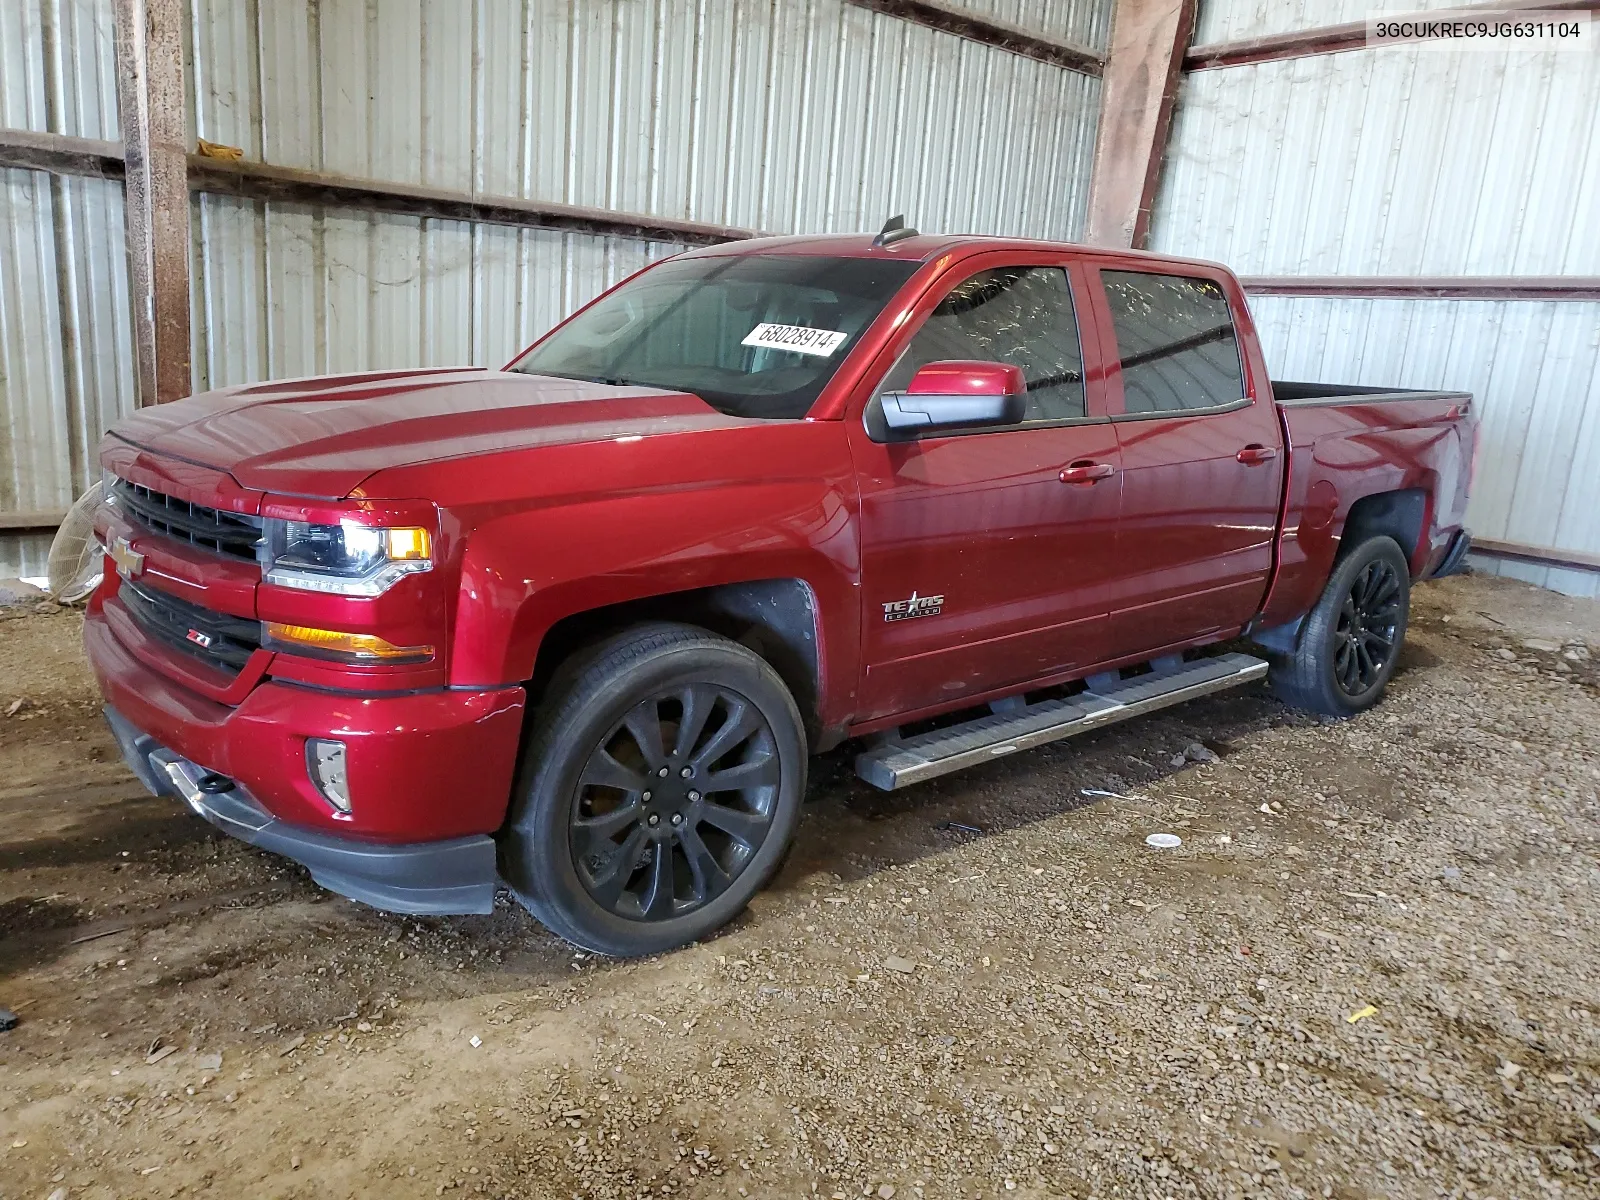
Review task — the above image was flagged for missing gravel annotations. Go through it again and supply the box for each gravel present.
[0,571,1596,1199]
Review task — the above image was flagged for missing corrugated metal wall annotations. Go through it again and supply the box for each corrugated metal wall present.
[0,0,120,139]
[930,0,1109,44]
[9,0,1596,599]
[1155,51,1600,275]
[185,0,1107,390]
[1151,18,1600,597]
[1193,0,1481,44]
[1247,296,1600,598]
[1,0,132,577]
[1,169,134,577]
[1,0,1111,576]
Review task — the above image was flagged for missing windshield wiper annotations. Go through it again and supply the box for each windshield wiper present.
[523,369,645,388]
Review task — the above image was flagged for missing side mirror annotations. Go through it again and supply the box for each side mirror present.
[879,360,1026,433]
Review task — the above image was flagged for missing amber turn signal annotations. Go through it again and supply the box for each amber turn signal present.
[382,526,432,560]
[264,622,433,662]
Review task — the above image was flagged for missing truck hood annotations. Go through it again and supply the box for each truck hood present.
[108,368,747,498]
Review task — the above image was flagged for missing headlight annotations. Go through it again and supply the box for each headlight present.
[263,519,433,597]
[102,467,120,505]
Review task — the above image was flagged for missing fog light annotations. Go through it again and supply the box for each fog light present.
[306,738,351,813]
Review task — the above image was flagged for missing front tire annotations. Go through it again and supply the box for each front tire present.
[501,622,806,956]
[1268,535,1411,718]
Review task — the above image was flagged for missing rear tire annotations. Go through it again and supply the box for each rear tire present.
[501,622,806,957]
[1268,535,1411,718]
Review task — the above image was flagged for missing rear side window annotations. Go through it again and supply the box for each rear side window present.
[1101,270,1245,414]
[881,266,1086,422]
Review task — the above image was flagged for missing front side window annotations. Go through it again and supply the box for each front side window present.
[1101,270,1246,414]
[880,266,1086,423]
[511,253,919,420]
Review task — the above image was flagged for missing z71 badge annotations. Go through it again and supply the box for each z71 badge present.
[882,591,944,622]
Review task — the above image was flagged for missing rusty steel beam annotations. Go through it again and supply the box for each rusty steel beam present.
[1084,0,1198,249]
[1185,0,1597,70]
[112,0,191,406]
[0,511,69,532]
[846,0,1104,74]
[0,129,757,244]
[1472,538,1600,574]
[186,157,760,246]
[1240,276,1600,301]
[0,128,125,178]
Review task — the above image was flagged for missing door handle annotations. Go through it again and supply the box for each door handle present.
[1060,460,1116,485]
[1236,444,1278,465]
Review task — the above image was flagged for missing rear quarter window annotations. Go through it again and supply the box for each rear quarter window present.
[1101,270,1246,414]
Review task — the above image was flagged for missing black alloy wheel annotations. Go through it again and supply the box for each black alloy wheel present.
[571,684,780,922]
[1332,556,1403,697]
[501,622,806,957]
[1263,534,1412,718]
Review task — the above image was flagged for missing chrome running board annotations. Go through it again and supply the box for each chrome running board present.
[854,653,1268,791]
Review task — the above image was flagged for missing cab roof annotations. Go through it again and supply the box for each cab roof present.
[675,231,1227,274]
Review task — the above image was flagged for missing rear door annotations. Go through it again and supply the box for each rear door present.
[1088,265,1284,652]
[846,254,1123,722]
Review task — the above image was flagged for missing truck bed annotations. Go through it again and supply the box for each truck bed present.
[1258,378,1476,632]
[1272,380,1472,407]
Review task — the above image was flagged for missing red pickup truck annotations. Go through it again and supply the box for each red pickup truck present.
[87,230,1476,955]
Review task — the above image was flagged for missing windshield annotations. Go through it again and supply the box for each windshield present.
[510,253,920,419]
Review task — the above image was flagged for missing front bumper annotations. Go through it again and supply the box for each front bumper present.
[86,604,527,915]
[85,606,525,839]
[107,708,499,915]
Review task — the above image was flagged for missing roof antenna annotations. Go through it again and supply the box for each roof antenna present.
[872,214,918,248]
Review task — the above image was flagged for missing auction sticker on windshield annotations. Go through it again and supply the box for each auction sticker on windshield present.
[741,323,849,357]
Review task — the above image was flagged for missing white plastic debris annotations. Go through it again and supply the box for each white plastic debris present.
[1144,833,1183,849]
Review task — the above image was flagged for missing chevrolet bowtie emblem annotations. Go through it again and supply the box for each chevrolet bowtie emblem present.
[110,536,144,580]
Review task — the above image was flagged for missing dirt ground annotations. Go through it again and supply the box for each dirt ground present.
[1,572,1597,1200]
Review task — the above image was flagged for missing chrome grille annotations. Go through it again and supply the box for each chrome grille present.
[112,479,262,561]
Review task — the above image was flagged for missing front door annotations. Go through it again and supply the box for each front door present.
[1089,266,1285,652]
[847,256,1123,722]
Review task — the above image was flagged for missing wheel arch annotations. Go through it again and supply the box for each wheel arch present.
[525,579,833,751]
[1337,487,1431,575]
[447,474,864,742]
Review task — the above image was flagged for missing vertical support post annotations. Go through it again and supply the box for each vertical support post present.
[1084,0,1197,250]
[39,1,90,491]
[113,0,191,405]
